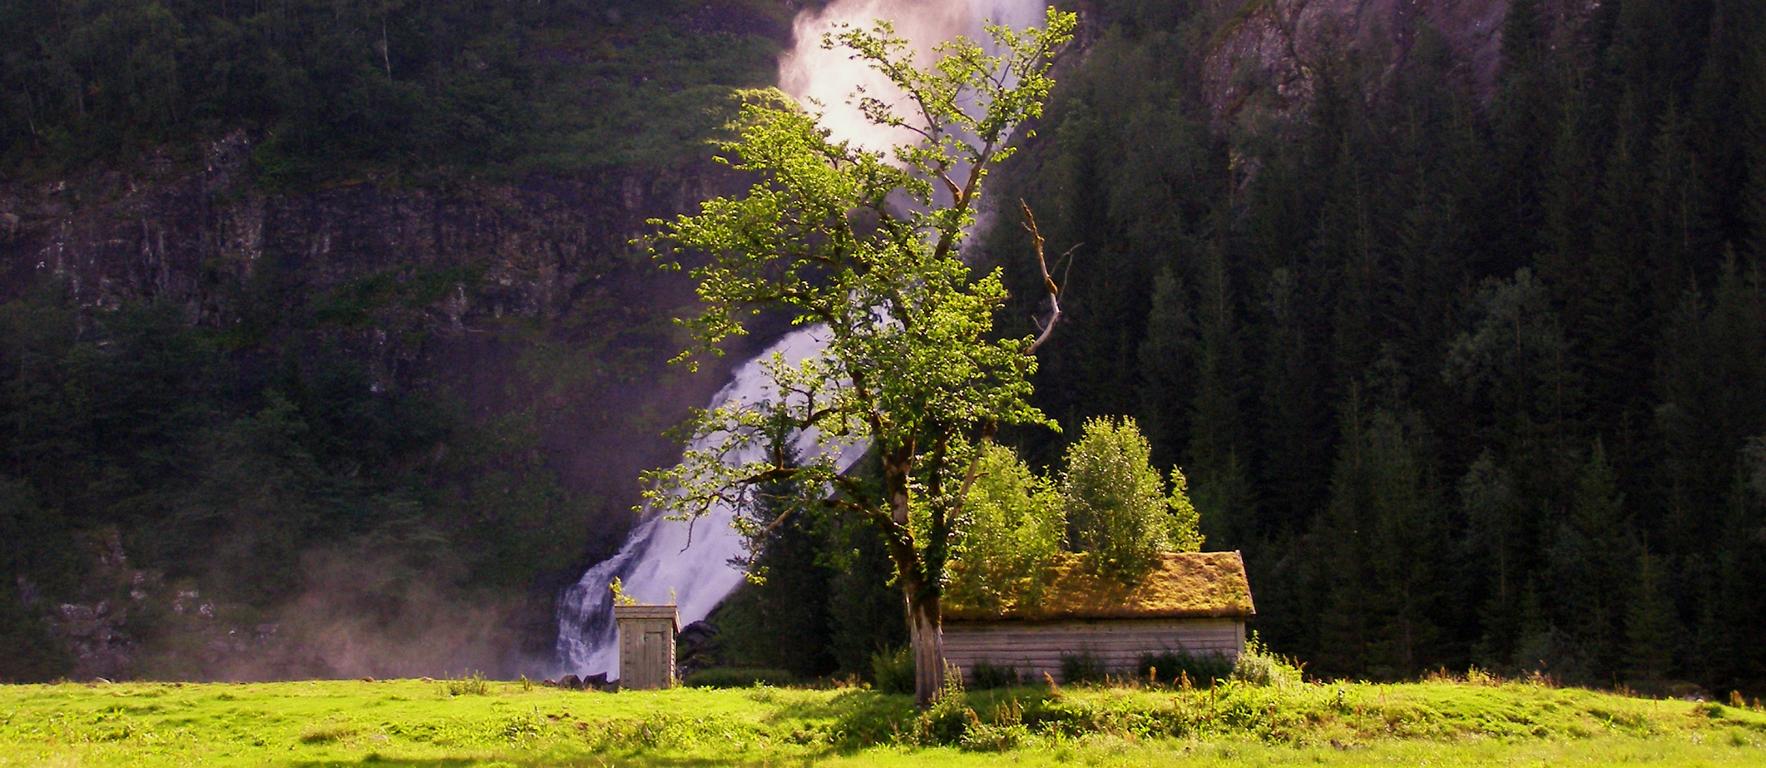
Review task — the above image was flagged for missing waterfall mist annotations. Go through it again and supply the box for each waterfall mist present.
[780,0,1045,150]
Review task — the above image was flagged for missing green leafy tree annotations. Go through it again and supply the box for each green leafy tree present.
[644,9,1077,705]
[1061,416,1201,582]
[944,444,1064,613]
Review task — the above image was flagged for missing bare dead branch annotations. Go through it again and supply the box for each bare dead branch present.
[1021,199,1063,355]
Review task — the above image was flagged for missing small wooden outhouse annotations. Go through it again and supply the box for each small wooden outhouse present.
[615,604,679,689]
[942,551,1256,684]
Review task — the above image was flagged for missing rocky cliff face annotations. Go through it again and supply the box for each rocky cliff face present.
[1199,0,1594,128]
[1,129,754,557]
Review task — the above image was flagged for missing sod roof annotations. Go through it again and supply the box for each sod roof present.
[944,551,1256,622]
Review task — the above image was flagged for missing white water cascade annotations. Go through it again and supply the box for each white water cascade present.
[551,0,1046,679]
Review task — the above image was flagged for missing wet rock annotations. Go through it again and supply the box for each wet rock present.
[675,620,722,678]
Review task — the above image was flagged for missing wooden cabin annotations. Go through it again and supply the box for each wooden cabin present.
[942,551,1256,684]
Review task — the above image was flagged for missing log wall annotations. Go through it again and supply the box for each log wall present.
[942,617,1245,683]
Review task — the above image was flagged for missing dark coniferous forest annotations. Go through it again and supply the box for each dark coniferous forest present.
[981,0,1766,693]
[0,0,1763,698]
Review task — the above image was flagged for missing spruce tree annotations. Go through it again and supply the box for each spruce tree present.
[1623,548,1679,687]
[1543,442,1638,683]
[1187,232,1253,546]
[1136,264,1196,468]
[1317,392,1447,679]
[1490,0,1560,268]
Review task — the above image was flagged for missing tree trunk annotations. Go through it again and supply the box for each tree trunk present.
[905,586,945,707]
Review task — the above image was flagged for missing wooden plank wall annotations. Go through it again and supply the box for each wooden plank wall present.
[943,618,1245,683]
[616,615,677,689]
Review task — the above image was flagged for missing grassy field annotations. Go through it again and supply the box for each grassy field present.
[2,676,1763,766]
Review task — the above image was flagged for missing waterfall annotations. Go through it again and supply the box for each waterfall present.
[551,0,1046,679]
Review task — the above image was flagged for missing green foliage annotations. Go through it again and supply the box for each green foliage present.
[824,511,910,679]
[0,1,786,181]
[1624,549,1680,687]
[968,661,1022,690]
[914,675,976,744]
[945,445,1065,613]
[1231,634,1306,689]
[969,0,1766,695]
[871,646,916,695]
[0,282,579,678]
[681,667,798,689]
[1059,652,1108,685]
[1138,650,1233,687]
[1313,397,1449,680]
[1060,416,1200,582]
[644,8,1076,704]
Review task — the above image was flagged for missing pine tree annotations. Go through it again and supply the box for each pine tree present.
[1624,547,1679,687]
[1581,111,1652,466]
[1543,442,1638,683]
[1187,233,1253,546]
[1136,264,1196,468]
[1460,453,1524,669]
[1490,0,1561,268]
[1316,391,1447,679]
[1256,266,1331,537]
[1647,102,1714,311]
[1655,255,1766,552]
[733,418,835,678]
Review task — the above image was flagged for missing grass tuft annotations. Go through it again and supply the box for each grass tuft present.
[440,672,491,697]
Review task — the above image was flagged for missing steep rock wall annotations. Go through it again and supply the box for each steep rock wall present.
[0,131,752,563]
[1199,0,1594,127]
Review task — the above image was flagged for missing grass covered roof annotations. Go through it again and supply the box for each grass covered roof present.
[944,551,1255,622]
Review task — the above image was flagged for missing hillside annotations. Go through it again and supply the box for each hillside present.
[973,0,1766,696]
[0,0,812,682]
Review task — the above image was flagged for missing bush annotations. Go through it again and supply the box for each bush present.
[914,674,974,745]
[969,661,1021,689]
[1138,649,1233,687]
[1231,633,1305,688]
[871,646,915,694]
[682,667,798,688]
[1059,652,1108,684]
[944,445,1066,614]
[1061,417,1201,582]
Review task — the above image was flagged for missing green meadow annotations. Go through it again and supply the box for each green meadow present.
[3,677,1763,766]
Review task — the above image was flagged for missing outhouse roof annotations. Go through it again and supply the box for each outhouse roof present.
[944,551,1256,622]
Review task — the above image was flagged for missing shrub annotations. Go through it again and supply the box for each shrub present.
[1139,649,1233,687]
[945,445,1066,613]
[1059,652,1108,684]
[682,667,799,688]
[914,674,974,745]
[871,646,915,694]
[1061,417,1201,582]
[969,661,1021,689]
[1230,633,1305,688]
[961,697,1029,751]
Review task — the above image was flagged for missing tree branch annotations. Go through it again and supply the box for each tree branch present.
[1020,199,1064,355]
